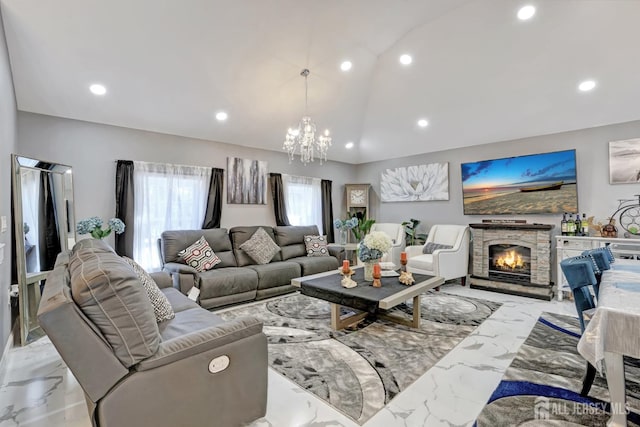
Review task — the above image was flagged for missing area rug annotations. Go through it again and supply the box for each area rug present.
[218,290,501,424]
[475,312,640,426]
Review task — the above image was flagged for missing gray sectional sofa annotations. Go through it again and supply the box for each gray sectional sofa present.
[38,238,267,427]
[160,225,341,309]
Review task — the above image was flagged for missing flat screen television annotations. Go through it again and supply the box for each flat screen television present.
[461,149,578,215]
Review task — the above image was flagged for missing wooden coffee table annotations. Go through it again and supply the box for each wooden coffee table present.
[291,268,443,330]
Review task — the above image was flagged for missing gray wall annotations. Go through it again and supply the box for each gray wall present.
[17,112,357,238]
[0,10,17,349]
[356,120,640,233]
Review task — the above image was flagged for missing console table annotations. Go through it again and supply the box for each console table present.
[555,235,640,301]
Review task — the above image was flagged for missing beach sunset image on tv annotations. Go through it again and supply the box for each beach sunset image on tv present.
[461,150,578,215]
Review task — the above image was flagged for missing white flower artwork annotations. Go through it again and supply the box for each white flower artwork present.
[380,162,449,202]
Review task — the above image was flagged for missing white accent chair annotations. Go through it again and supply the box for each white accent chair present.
[406,224,470,286]
[370,223,406,268]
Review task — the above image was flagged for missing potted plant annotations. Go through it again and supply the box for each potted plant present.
[402,218,428,246]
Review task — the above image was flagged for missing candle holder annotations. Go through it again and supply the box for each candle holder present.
[340,265,357,288]
[400,251,408,272]
[372,266,382,288]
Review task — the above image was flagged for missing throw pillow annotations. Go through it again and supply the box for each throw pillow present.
[178,236,221,272]
[304,235,329,257]
[239,227,281,265]
[122,257,175,323]
[422,242,453,254]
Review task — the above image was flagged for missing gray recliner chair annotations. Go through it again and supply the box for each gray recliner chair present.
[38,238,267,427]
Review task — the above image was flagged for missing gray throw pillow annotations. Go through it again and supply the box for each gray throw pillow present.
[122,257,176,323]
[239,227,281,264]
[423,242,453,254]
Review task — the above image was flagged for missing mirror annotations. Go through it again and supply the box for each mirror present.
[12,155,75,345]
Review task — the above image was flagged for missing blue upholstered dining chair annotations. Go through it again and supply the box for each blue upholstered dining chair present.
[560,255,599,331]
[559,254,601,397]
[581,250,611,298]
[590,245,615,263]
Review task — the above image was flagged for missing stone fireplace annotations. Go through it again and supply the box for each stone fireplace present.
[470,223,554,300]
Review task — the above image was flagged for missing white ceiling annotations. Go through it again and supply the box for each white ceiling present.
[2,0,640,164]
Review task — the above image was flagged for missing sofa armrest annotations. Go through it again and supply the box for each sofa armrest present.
[405,245,424,258]
[135,317,263,371]
[149,271,173,289]
[163,262,199,293]
[328,246,344,259]
[163,262,199,275]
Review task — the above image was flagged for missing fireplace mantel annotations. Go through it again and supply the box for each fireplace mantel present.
[470,223,554,231]
[469,224,554,300]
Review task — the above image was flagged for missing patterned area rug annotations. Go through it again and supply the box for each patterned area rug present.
[219,290,501,424]
[475,312,640,426]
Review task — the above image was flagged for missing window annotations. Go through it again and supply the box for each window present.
[282,174,323,234]
[133,161,211,270]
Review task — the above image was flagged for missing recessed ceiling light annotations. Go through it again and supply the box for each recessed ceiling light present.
[399,54,413,65]
[215,111,228,121]
[417,119,429,128]
[345,142,354,149]
[578,80,597,92]
[340,61,352,71]
[89,84,106,95]
[517,5,536,20]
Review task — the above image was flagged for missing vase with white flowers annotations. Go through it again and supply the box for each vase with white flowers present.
[358,231,392,281]
[76,217,125,239]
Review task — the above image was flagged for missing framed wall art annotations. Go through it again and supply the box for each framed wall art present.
[609,138,640,184]
[226,157,268,204]
[380,162,449,202]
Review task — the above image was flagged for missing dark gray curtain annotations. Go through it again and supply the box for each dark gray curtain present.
[321,179,334,242]
[269,173,290,226]
[115,160,135,257]
[39,173,61,271]
[202,168,224,229]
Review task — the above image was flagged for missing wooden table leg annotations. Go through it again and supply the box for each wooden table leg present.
[331,303,367,330]
[412,295,421,328]
[604,351,627,427]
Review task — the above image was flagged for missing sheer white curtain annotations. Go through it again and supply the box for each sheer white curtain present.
[282,174,323,234]
[133,161,212,270]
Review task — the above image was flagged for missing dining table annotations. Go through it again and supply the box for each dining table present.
[577,259,640,426]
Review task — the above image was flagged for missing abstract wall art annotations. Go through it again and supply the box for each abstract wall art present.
[609,138,640,184]
[227,157,268,204]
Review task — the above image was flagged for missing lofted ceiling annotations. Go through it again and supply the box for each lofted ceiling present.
[2,0,640,164]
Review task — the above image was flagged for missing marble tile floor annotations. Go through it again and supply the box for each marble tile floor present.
[0,285,580,427]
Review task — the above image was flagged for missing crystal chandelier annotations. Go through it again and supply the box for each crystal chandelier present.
[283,69,332,165]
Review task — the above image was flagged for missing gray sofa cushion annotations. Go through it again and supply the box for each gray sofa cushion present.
[161,287,200,313]
[230,226,282,266]
[198,267,258,300]
[274,225,320,260]
[157,307,226,341]
[69,238,160,368]
[247,261,301,290]
[288,255,339,276]
[161,229,237,268]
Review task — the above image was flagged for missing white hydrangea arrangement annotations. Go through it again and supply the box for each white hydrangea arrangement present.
[358,231,392,262]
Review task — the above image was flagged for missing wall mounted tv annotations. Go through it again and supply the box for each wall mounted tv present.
[461,149,578,215]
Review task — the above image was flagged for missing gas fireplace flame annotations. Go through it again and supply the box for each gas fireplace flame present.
[495,250,524,270]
